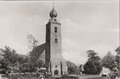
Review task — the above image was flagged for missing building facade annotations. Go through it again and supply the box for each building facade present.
[30,7,67,76]
[45,7,67,76]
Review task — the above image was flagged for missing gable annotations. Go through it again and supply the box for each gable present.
[29,43,46,59]
[38,50,45,62]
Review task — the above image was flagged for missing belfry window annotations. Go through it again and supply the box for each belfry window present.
[55,39,58,43]
[55,27,57,33]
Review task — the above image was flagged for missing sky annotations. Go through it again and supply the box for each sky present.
[0,0,119,65]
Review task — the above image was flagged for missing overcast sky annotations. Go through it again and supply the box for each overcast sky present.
[0,0,119,65]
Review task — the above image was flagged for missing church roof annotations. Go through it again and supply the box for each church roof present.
[29,43,46,59]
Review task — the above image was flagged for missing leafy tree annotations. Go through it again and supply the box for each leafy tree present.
[101,51,116,70]
[18,55,45,72]
[115,55,120,64]
[37,58,46,68]
[67,61,79,74]
[115,46,120,66]
[115,46,120,77]
[2,46,18,65]
[87,50,100,61]
[84,61,97,74]
[84,50,102,75]
[17,56,29,64]
[0,46,31,73]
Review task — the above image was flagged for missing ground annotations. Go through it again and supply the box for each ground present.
[0,74,112,79]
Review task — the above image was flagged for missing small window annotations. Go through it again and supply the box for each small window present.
[55,27,57,33]
[55,39,58,43]
[55,65,57,68]
[54,19,56,21]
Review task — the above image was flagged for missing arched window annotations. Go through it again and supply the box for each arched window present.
[54,70,59,75]
[55,39,58,43]
[54,19,56,21]
[55,27,57,33]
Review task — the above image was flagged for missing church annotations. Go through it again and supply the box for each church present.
[30,7,68,76]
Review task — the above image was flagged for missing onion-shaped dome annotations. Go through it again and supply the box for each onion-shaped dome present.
[49,8,57,18]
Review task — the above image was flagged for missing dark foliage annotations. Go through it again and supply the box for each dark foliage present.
[67,61,79,74]
[101,52,116,70]
[84,50,102,75]
[84,61,97,74]
[0,46,45,73]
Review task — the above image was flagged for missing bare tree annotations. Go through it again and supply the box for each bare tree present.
[26,34,39,50]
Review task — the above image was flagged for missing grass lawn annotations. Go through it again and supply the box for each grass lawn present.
[78,75,108,79]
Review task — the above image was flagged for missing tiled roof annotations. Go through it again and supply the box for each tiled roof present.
[29,43,46,59]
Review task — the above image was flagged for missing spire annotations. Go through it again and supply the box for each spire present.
[49,3,57,18]
[53,2,54,9]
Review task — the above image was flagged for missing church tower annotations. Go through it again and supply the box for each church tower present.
[45,7,67,76]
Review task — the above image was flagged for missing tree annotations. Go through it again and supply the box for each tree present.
[84,50,102,75]
[115,55,120,64]
[115,46,120,77]
[84,61,97,74]
[37,58,45,68]
[67,61,79,74]
[26,34,39,50]
[87,50,100,61]
[17,55,29,64]
[0,46,31,73]
[2,46,18,65]
[101,51,116,70]
[27,34,46,67]
[115,46,120,66]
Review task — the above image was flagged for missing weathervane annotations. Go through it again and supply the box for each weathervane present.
[53,2,54,8]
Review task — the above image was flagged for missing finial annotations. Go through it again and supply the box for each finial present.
[53,2,54,9]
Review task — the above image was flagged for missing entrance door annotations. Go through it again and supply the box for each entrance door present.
[54,70,59,75]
